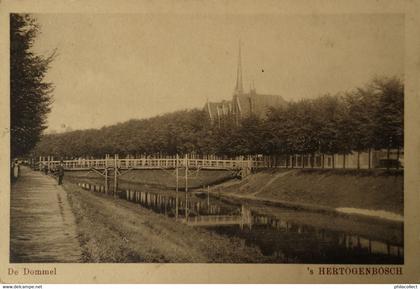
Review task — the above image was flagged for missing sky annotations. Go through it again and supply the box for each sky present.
[32,13,404,132]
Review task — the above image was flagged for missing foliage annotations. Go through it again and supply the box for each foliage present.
[32,77,404,159]
[371,76,404,151]
[10,14,56,158]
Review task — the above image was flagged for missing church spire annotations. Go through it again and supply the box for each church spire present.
[234,40,243,95]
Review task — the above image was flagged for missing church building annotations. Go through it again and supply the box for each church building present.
[204,44,286,125]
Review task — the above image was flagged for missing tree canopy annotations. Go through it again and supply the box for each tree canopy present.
[10,14,56,158]
[32,77,403,160]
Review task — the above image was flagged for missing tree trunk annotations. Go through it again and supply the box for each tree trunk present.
[357,151,360,170]
[396,147,400,169]
[302,154,305,168]
[368,148,371,169]
[322,154,325,169]
[332,154,335,169]
[311,153,315,168]
[386,146,390,171]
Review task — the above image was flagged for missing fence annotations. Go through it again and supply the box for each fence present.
[35,148,403,172]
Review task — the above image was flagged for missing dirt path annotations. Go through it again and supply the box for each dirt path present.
[10,166,82,262]
[252,170,294,196]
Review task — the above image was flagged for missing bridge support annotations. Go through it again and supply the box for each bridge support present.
[113,154,118,196]
[239,159,252,179]
[175,154,179,219]
[104,154,109,194]
[185,154,189,221]
[104,168,108,194]
[207,185,210,209]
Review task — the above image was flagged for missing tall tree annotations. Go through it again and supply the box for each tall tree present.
[312,95,342,168]
[344,86,378,168]
[371,76,404,167]
[264,106,290,163]
[10,14,56,158]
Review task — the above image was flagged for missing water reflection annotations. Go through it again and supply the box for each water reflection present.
[228,215,403,263]
[76,181,403,264]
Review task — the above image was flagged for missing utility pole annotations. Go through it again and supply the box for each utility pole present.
[175,154,179,219]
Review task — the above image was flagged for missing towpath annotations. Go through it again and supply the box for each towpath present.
[10,166,82,262]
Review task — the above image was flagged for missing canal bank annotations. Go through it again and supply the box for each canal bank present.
[65,167,403,217]
[210,168,404,216]
[218,192,403,225]
[62,180,267,263]
[62,173,403,264]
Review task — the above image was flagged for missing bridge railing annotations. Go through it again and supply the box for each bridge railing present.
[39,156,268,171]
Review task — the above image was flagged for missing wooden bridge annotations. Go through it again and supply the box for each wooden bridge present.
[38,155,266,172]
[37,155,264,195]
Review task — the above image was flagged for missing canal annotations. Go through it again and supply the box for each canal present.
[66,174,403,264]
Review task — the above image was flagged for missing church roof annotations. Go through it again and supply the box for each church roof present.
[236,92,286,118]
[205,92,286,120]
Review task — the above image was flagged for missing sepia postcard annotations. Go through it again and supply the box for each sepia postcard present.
[0,0,419,284]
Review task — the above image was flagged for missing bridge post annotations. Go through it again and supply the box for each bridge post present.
[207,185,210,209]
[185,154,189,220]
[104,154,109,194]
[113,154,118,196]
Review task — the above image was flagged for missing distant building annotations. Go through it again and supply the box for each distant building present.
[204,43,286,125]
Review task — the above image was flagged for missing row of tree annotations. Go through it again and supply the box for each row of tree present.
[261,76,403,165]
[32,76,404,165]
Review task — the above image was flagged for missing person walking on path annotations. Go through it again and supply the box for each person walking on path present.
[11,159,20,183]
[56,160,65,185]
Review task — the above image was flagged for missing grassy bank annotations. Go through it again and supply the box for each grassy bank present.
[62,180,268,263]
[212,169,403,215]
